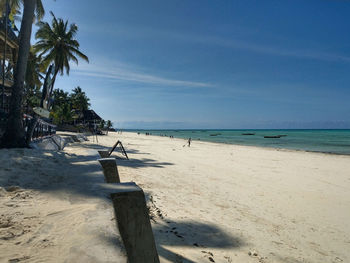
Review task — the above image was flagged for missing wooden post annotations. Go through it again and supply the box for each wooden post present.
[110,182,160,263]
[98,150,110,158]
[98,158,120,183]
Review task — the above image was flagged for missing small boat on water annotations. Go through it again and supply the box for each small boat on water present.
[242,133,255,135]
[264,135,282,138]
[210,133,221,136]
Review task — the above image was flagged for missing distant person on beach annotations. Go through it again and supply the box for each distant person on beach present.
[188,137,191,147]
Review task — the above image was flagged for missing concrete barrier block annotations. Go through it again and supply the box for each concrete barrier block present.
[110,182,159,263]
[30,137,60,150]
[98,158,120,183]
[98,150,110,158]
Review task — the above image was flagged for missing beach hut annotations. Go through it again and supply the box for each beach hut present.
[75,109,103,129]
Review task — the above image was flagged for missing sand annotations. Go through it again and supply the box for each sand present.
[0,131,349,263]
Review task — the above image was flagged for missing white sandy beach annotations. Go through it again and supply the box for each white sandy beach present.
[1,131,349,263]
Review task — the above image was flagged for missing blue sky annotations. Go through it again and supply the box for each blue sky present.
[35,0,350,129]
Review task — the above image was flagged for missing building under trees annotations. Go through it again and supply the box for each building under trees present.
[0,17,18,114]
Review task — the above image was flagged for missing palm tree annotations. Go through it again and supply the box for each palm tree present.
[50,88,71,125]
[106,120,112,135]
[51,102,72,125]
[34,12,89,92]
[0,0,44,22]
[99,119,105,130]
[70,86,90,111]
[25,48,43,90]
[0,0,37,148]
[0,1,44,108]
[23,49,43,111]
[51,88,70,110]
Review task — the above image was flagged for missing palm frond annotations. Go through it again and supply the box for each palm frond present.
[34,11,89,79]
[0,0,44,21]
[35,0,44,21]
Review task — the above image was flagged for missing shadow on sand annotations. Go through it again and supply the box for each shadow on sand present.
[153,220,244,262]
[0,146,243,262]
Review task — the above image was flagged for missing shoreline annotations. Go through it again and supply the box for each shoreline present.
[114,131,350,262]
[124,131,350,157]
[1,131,349,262]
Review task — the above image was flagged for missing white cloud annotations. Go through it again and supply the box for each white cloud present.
[71,58,213,88]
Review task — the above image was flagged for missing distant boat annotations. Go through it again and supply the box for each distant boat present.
[210,133,221,136]
[264,135,282,138]
[242,133,255,135]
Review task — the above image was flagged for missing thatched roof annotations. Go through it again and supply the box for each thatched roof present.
[82,110,102,121]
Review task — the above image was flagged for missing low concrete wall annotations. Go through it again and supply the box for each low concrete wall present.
[30,136,62,150]
[30,134,88,150]
[71,134,88,142]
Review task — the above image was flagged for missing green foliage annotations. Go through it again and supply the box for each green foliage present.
[24,85,41,109]
[50,86,91,125]
[105,120,112,134]
[51,89,70,110]
[0,0,45,22]
[71,86,90,111]
[25,48,43,90]
[106,120,112,129]
[34,12,89,76]
[99,119,105,129]
[0,0,43,148]
[51,102,72,125]
[23,48,43,109]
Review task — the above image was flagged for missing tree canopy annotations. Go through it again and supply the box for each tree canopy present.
[71,86,90,111]
[0,0,44,22]
[34,12,89,76]
[50,86,91,125]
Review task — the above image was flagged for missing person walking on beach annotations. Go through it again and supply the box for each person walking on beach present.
[188,137,192,147]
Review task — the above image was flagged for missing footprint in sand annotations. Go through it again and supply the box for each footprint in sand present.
[201,251,215,262]
[169,227,184,239]
[147,195,166,222]
[8,256,31,263]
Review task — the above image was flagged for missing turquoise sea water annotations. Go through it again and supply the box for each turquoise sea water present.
[126,129,350,155]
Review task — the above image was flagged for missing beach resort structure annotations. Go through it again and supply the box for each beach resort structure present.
[72,109,103,129]
[0,18,18,113]
[0,17,56,141]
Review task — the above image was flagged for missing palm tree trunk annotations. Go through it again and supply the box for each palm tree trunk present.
[50,68,59,97]
[40,65,57,109]
[25,115,38,146]
[1,0,36,148]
